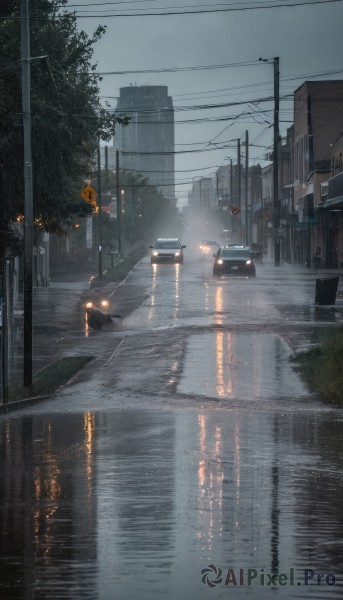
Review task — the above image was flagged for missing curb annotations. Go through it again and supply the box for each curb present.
[0,357,96,417]
[0,394,51,415]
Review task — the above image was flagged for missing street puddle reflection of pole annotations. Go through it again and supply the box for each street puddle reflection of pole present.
[197,414,224,551]
[214,285,223,325]
[216,331,233,398]
[84,412,95,500]
[174,263,180,320]
[148,263,157,321]
[271,416,280,574]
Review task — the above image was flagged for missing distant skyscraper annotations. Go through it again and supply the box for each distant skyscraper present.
[114,85,175,201]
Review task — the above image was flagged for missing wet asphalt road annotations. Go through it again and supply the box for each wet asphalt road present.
[1,254,343,599]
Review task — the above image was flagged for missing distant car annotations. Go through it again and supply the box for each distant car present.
[199,240,220,255]
[150,238,186,264]
[213,245,256,277]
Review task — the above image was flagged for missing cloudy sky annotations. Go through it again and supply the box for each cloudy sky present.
[67,0,343,203]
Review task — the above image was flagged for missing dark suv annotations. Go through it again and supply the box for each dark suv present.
[213,245,256,277]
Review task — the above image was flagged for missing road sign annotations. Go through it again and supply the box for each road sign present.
[81,184,98,206]
[230,205,240,216]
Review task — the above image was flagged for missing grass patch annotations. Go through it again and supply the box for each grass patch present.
[8,356,93,402]
[291,330,343,406]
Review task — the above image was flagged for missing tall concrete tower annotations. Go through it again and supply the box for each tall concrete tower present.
[115,85,175,201]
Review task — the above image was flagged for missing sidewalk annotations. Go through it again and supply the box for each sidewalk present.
[8,271,121,386]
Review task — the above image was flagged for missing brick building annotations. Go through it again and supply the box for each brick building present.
[292,80,343,267]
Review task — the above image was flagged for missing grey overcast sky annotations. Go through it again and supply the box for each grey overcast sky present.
[67,0,343,203]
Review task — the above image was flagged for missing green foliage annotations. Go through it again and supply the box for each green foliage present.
[0,0,127,230]
[291,330,343,406]
[98,168,183,250]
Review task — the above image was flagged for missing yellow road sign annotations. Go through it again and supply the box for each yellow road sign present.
[81,184,98,206]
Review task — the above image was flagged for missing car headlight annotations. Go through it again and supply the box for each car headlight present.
[175,251,180,256]
[217,259,223,265]
[152,251,158,256]
[86,302,93,309]
[245,259,252,265]
[101,300,109,308]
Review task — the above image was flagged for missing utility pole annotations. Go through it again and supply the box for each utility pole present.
[237,138,242,243]
[245,130,249,246]
[97,142,103,278]
[131,170,135,231]
[116,150,122,256]
[230,158,233,204]
[21,0,33,387]
[273,57,280,266]
[1,261,8,403]
[229,158,233,240]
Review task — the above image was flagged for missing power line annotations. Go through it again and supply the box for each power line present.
[53,0,343,16]
[95,60,261,75]
[4,0,341,19]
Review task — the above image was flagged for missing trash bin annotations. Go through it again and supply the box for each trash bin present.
[315,277,339,305]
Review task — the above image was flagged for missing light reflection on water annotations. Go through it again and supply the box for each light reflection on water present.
[0,410,342,599]
[179,332,309,400]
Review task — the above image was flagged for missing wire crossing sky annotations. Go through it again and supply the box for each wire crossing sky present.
[57,0,343,202]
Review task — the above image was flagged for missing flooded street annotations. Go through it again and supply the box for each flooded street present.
[1,255,343,598]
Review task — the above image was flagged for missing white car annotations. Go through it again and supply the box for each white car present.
[150,238,186,264]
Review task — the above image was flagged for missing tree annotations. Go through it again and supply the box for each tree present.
[98,167,183,253]
[0,0,127,245]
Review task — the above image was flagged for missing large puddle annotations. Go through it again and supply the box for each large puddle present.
[178,332,309,400]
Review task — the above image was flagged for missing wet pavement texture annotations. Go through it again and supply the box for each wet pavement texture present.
[1,255,343,599]
[9,276,148,379]
[1,410,343,599]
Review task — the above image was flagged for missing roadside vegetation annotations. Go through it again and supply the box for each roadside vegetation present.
[105,247,146,282]
[89,246,146,287]
[291,330,343,406]
[8,356,93,403]
[1,0,182,271]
